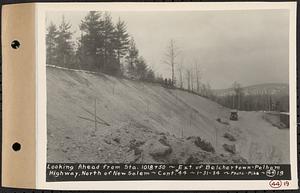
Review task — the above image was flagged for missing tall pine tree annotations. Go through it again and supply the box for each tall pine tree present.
[79,11,103,71]
[56,16,74,68]
[113,18,130,75]
[125,38,139,78]
[102,12,117,75]
[46,22,58,65]
[49,11,156,82]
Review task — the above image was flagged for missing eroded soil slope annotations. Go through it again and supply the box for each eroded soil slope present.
[47,66,289,164]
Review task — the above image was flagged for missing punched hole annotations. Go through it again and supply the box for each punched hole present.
[12,142,21,151]
[11,40,20,49]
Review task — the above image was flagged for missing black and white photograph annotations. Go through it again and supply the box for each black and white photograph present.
[45,8,291,167]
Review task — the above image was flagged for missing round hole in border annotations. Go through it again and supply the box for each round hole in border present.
[11,40,20,49]
[12,142,21,151]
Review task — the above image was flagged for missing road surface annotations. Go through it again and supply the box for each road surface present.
[230,111,289,164]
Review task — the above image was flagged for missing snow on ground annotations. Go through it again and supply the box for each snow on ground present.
[47,66,289,164]
[231,111,289,164]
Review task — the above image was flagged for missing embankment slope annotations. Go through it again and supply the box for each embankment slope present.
[47,66,289,164]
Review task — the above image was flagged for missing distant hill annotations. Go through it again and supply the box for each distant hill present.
[213,83,289,97]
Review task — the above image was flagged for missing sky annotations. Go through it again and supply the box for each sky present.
[46,9,289,89]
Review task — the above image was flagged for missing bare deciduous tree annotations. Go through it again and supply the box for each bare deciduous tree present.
[163,39,180,85]
[232,81,244,110]
[191,70,194,91]
[194,59,201,93]
[177,57,184,89]
[186,69,191,91]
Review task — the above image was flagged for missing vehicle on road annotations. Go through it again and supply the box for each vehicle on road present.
[230,110,238,121]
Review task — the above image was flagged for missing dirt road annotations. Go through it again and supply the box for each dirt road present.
[230,111,289,164]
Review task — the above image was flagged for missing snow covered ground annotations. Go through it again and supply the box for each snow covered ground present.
[47,66,289,164]
[232,111,289,163]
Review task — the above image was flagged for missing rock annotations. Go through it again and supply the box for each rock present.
[134,147,142,155]
[216,118,229,125]
[104,138,111,144]
[148,140,172,158]
[113,137,120,143]
[170,158,179,164]
[128,139,145,156]
[158,135,169,146]
[189,136,215,153]
[186,155,201,164]
[129,139,145,149]
[232,156,248,164]
[223,132,236,141]
[223,144,236,154]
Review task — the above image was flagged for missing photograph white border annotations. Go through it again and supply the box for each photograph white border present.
[36,2,298,190]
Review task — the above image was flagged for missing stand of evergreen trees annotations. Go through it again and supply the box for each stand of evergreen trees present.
[46,12,156,82]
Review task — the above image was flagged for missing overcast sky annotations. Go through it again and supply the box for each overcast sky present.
[46,9,289,89]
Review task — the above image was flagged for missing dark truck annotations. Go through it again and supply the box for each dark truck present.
[230,110,238,121]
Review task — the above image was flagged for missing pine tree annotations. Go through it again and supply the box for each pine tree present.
[75,11,153,80]
[46,22,58,65]
[102,12,117,74]
[125,38,139,78]
[145,68,155,82]
[79,11,103,71]
[113,17,130,75]
[135,57,148,80]
[78,11,128,76]
[56,16,74,68]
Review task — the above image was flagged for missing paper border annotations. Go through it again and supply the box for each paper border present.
[36,2,298,190]
[2,3,36,189]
